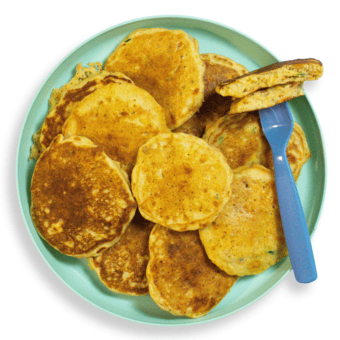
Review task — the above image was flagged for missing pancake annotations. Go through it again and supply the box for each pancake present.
[30,135,137,258]
[104,28,205,130]
[62,75,169,175]
[199,165,288,276]
[216,58,323,98]
[88,210,153,295]
[30,62,104,160]
[228,82,305,114]
[203,111,270,169]
[174,53,249,137]
[147,225,238,318]
[34,63,124,156]
[203,111,310,180]
[131,133,233,231]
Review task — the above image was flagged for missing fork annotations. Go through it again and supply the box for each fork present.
[259,102,317,283]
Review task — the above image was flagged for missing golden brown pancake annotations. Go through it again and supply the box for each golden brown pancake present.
[37,64,123,153]
[30,62,105,160]
[203,111,268,169]
[30,135,137,258]
[228,82,305,114]
[88,210,153,295]
[174,53,248,137]
[62,74,169,175]
[104,28,205,130]
[199,165,288,276]
[216,58,323,98]
[147,225,238,318]
[131,133,233,231]
[203,111,310,181]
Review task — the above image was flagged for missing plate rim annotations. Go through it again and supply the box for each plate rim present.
[16,14,327,326]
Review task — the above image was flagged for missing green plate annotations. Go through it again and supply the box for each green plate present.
[16,15,326,325]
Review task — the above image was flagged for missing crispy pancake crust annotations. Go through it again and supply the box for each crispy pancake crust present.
[147,225,238,318]
[31,135,137,258]
[175,53,248,137]
[199,165,288,276]
[228,82,305,114]
[88,210,153,295]
[216,58,323,98]
[204,111,310,180]
[62,76,169,175]
[131,133,233,231]
[104,28,205,130]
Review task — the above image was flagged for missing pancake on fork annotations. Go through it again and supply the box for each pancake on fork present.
[131,133,233,231]
[216,58,323,98]
[228,82,305,114]
[175,53,249,136]
[147,225,238,318]
[203,111,311,181]
[88,210,153,295]
[62,74,169,175]
[30,135,137,258]
[199,165,288,276]
[105,28,205,130]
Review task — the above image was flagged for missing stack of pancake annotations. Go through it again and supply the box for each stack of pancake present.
[30,27,322,318]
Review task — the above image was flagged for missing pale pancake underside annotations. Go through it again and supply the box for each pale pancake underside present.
[131,133,233,231]
[105,28,205,130]
[30,135,137,258]
[147,225,238,318]
[199,165,288,276]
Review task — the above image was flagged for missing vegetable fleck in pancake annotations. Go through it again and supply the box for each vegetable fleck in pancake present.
[105,28,205,130]
[62,75,169,175]
[131,133,233,231]
[199,165,288,276]
[147,225,238,318]
[203,111,310,180]
[228,82,305,114]
[216,58,323,98]
[88,210,153,295]
[175,53,249,137]
[30,135,137,258]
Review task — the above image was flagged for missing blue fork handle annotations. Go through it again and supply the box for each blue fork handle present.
[273,152,317,283]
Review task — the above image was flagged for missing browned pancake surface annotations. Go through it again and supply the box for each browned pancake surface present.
[31,135,136,257]
[147,226,238,318]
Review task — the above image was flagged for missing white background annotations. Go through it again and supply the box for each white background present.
[2,1,339,339]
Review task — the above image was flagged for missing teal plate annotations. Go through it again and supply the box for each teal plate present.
[16,15,326,325]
